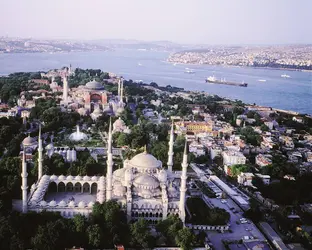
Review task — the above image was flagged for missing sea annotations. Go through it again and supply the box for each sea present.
[0,49,311,114]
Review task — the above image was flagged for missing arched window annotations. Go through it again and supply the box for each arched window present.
[74,182,82,192]
[83,183,90,193]
[66,182,74,192]
[48,182,57,193]
[58,182,65,192]
[91,183,97,194]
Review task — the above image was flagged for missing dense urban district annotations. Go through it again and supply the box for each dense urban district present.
[0,66,312,250]
[168,45,312,71]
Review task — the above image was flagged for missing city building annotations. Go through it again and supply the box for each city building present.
[175,121,213,134]
[222,150,246,166]
[255,174,271,185]
[237,172,254,186]
[255,154,272,167]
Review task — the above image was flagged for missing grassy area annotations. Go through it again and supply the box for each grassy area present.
[186,197,230,225]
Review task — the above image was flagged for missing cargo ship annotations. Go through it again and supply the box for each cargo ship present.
[205,76,248,87]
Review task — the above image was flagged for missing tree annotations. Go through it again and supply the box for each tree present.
[31,219,69,250]
[151,141,168,164]
[86,224,103,248]
[175,227,196,250]
[156,215,183,244]
[130,218,155,248]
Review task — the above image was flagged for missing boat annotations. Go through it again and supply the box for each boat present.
[184,68,195,74]
[281,74,291,78]
[205,76,248,87]
[138,62,142,66]
[258,79,267,82]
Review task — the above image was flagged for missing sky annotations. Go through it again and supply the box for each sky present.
[1,0,311,45]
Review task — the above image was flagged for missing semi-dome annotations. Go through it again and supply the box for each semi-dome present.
[85,79,104,90]
[23,135,35,146]
[130,152,161,170]
[133,174,159,190]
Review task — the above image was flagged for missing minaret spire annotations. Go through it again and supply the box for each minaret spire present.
[21,148,28,213]
[120,78,124,105]
[106,117,113,200]
[179,139,188,224]
[167,120,174,173]
[62,76,68,103]
[38,124,43,180]
[118,78,121,100]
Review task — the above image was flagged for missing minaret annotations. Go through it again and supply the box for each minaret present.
[117,78,121,99]
[38,124,43,180]
[21,148,28,213]
[106,118,113,201]
[179,140,188,224]
[167,121,174,173]
[63,76,68,103]
[120,78,124,105]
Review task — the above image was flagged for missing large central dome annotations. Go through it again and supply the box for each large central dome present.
[129,152,161,170]
[85,79,105,90]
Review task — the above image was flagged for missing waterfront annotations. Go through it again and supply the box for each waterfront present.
[0,50,311,114]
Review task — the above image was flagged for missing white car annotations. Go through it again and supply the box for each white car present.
[221,199,227,203]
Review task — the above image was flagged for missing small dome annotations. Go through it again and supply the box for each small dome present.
[78,201,86,208]
[83,176,90,181]
[158,169,167,183]
[58,200,67,207]
[88,201,95,208]
[125,169,133,182]
[114,117,126,127]
[58,175,65,181]
[99,176,105,182]
[130,152,161,170]
[113,182,126,197]
[68,201,75,207]
[66,175,73,181]
[133,174,159,190]
[49,200,57,207]
[103,105,111,113]
[92,107,102,115]
[85,79,104,90]
[46,143,54,150]
[39,200,47,207]
[116,107,124,115]
[23,135,35,146]
[91,176,98,181]
[75,175,82,181]
[31,183,36,190]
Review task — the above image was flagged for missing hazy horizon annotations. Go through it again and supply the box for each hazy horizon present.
[1,0,312,45]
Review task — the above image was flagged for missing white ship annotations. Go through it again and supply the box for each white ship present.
[258,79,267,82]
[281,74,291,78]
[184,68,195,74]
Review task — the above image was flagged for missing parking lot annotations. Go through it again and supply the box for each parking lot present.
[206,197,266,249]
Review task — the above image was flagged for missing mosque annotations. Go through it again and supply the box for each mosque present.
[60,76,125,118]
[21,121,189,223]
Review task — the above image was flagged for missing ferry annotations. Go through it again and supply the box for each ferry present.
[206,76,248,87]
[258,79,267,82]
[281,74,291,78]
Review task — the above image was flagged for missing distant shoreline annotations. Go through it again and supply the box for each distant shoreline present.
[167,60,312,73]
